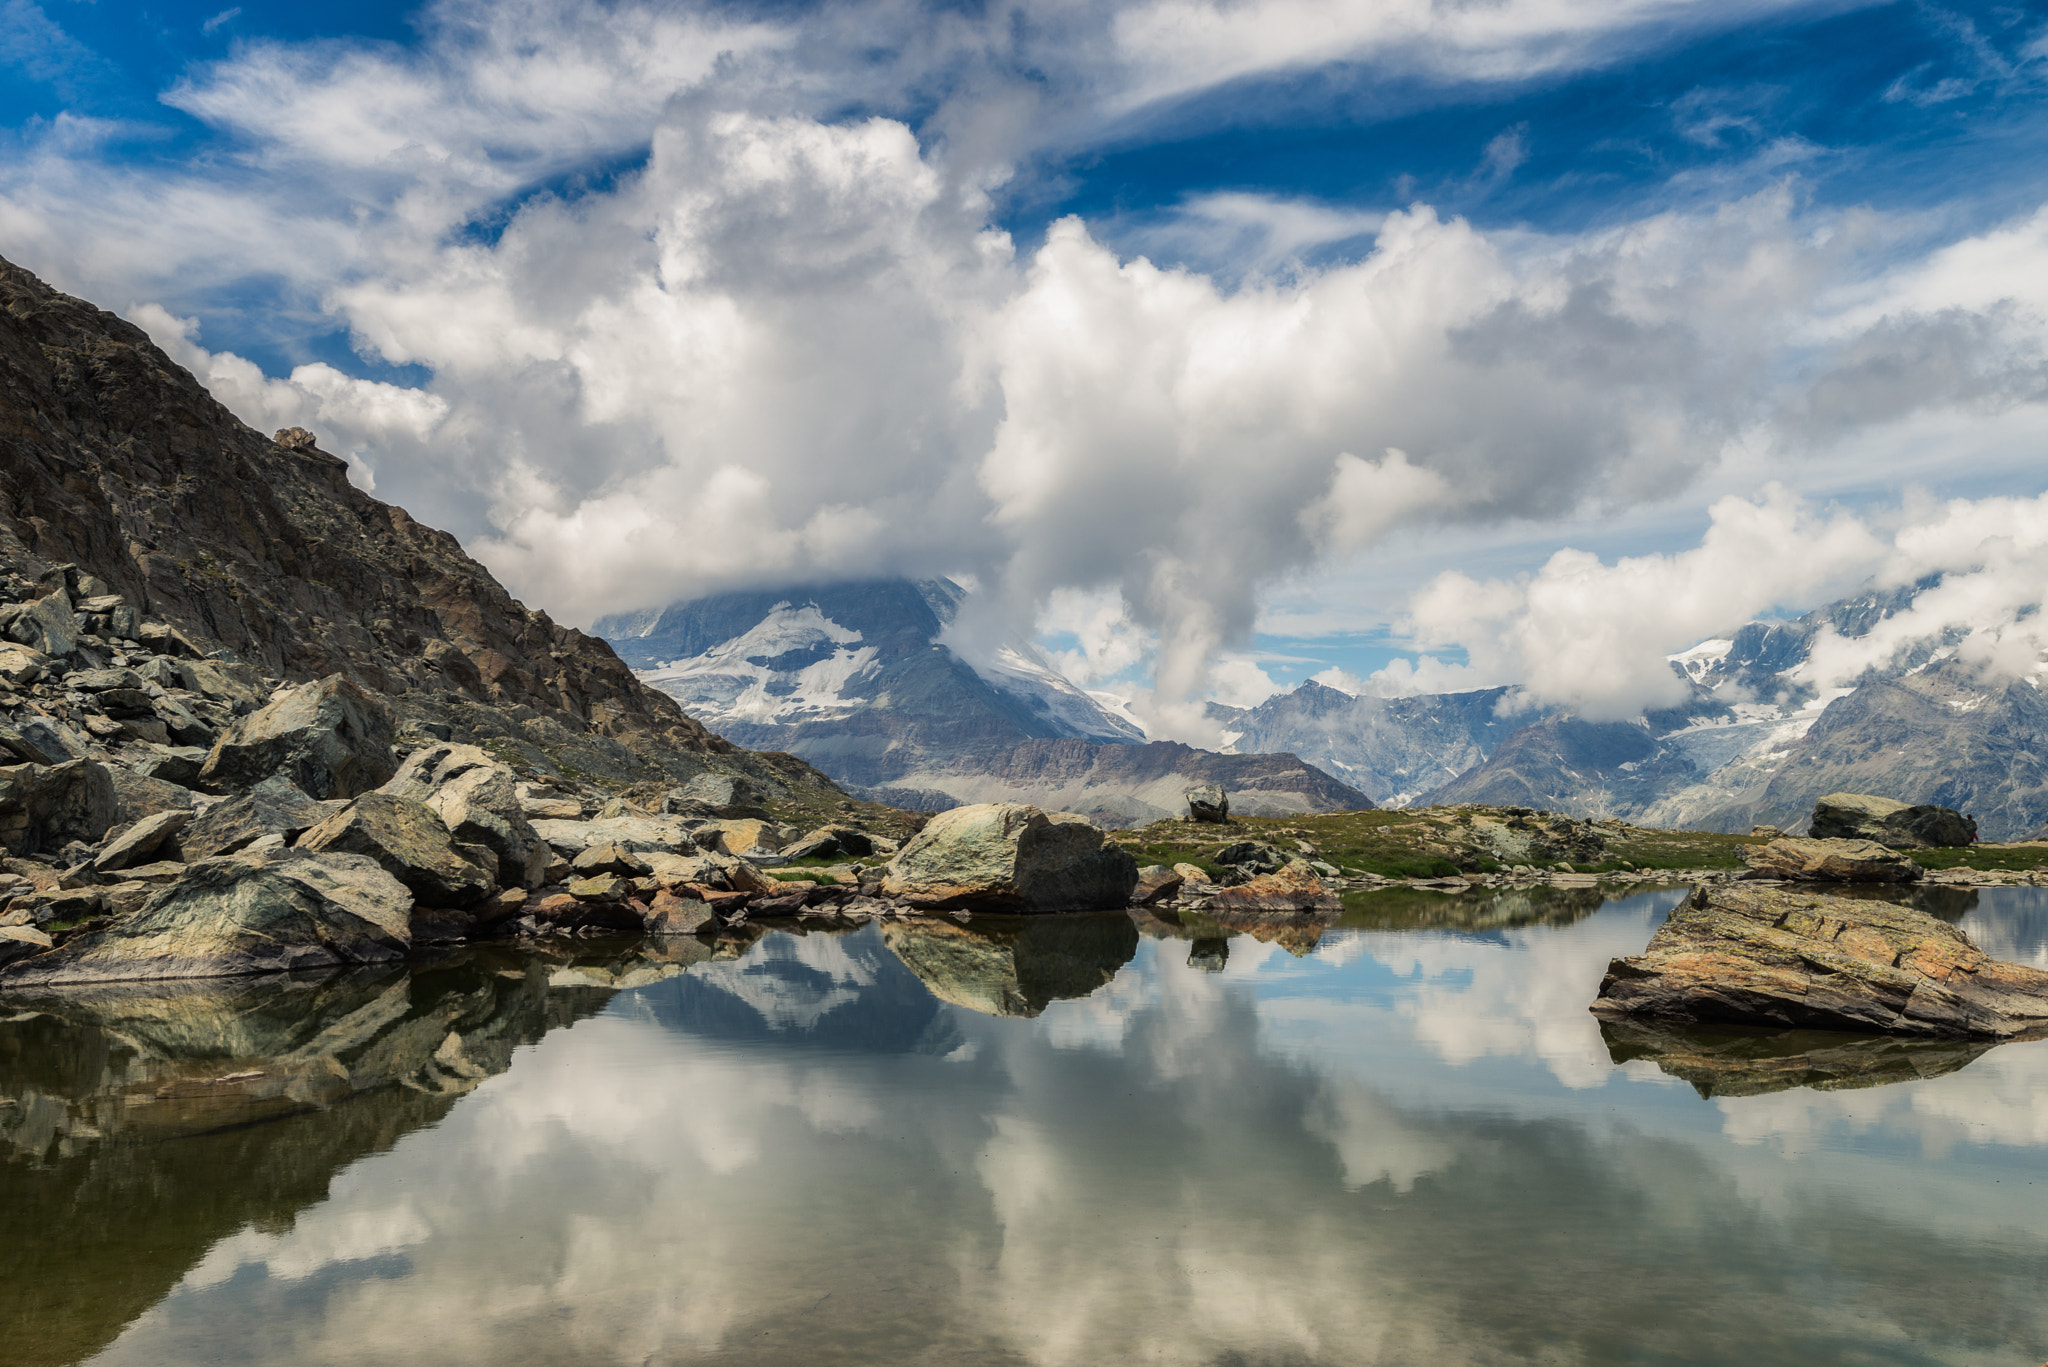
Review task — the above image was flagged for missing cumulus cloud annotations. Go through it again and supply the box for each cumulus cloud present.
[8,0,2048,739]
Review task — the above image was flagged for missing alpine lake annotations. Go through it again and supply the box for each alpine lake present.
[5,882,2048,1367]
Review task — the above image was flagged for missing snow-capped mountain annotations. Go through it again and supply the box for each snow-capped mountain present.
[596,579,1369,825]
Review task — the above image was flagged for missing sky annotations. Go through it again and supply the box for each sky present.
[3,0,2048,739]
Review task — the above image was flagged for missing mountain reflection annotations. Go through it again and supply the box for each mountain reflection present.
[5,892,2048,1366]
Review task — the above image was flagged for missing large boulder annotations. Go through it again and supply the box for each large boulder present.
[198,674,397,799]
[1810,792,1977,848]
[1208,859,1342,913]
[0,758,118,856]
[879,803,1139,913]
[91,809,190,872]
[5,588,78,657]
[376,742,548,889]
[1591,883,2048,1038]
[530,816,698,858]
[781,824,875,861]
[1185,784,1229,823]
[0,851,412,985]
[180,776,337,860]
[1740,837,1923,883]
[296,791,494,905]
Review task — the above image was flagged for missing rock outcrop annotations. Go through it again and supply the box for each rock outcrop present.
[1591,883,2048,1038]
[1809,792,1977,848]
[880,803,1139,912]
[1739,837,1924,882]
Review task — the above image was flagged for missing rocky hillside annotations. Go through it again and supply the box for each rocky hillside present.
[0,254,849,819]
[600,577,1372,825]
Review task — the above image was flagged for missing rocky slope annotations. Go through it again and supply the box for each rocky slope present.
[600,577,1372,825]
[0,254,849,818]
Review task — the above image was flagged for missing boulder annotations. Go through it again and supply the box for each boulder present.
[180,776,336,860]
[641,886,715,936]
[1810,792,1977,849]
[0,924,53,969]
[530,816,698,858]
[129,744,210,788]
[92,809,191,872]
[1740,837,1923,883]
[879,803,1139,913]
[1172,862,1213,885]
[5,588,77,657]
[198,674,397,799]
[780,824,876,861]
[1591,883,2048,1039]
[1208,859,1343,913]
[1186,784,1229,823]
[295,791,494,905]
[675,772,760,810]
[572,841,652,877]
[425,765,550,890]
[0,851,412,985]
[0,758,118,856]
[1132,864,1184,904]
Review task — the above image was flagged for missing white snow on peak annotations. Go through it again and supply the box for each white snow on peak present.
[962,640,1147,741]
[637,603,877,726]
[1667,638,1733,682]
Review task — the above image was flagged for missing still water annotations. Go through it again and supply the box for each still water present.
[5,885,2048,1366]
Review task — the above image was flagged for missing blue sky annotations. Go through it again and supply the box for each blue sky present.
[4,0,2048,732]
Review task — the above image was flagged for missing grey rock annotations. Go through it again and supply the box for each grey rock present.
[530,816,698,858]
[181,776,337,860]
[880,803,1139,913]
[296,791,495,906]
[2,717,88,765]
[6,589,77,657]
[1740,837,1924,883]
[69,667,144,692]
[1810,792,1976,848]
[130,744,210,788]
[1132,864,1183,904]
[199,674,397,799]
[92,809,191,872]
[0,851,412,985]
[426,766,549,890]
[0,759,117,857]
[572,841,651,877]
[1591,882,2048,1039]
[1186,784,1229,823]
[0,924,52,968]
[781,823,876,861]
[676,772,758,810]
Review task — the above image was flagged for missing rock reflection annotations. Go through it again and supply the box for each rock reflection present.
[0,944,660,1367]
[880,913,1140,1018]
[1600,1018,1998,1098]
[1339,884,1614,932]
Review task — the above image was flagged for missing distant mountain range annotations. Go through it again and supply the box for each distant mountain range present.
[602,575,2048,840]
[596,580,1371,825]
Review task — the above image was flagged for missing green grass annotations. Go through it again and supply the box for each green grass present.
[1910,845,2048,871]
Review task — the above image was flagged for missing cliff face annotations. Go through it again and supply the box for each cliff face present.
[0,256,835,802]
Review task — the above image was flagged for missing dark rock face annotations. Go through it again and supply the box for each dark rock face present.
[1591,884,2048,1038]
[0,852,412,985]
[199,675,396,799]
[1739,837,1924,883]
[0,757,116,855]
[881,803,1140,912]
[1809,792,1977,848]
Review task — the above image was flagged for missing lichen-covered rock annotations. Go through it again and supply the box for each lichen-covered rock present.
[1740,837,1923,882]
[0,757,117,856]
[1590,883,2048,1038]
[530,816,699,858]
[427,766,549,889]
[0,851,411,985]
[198,674,396,799]
[1809,792,1976,848]
[880,803,1138,913]
[296,791,494,906]
[1208,859,1342,913]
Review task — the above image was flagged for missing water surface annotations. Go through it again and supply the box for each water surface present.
[6,886,2048,1366]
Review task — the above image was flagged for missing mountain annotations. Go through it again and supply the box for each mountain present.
[597,579,1372,824]
[1221,581,2048,841]
[0,254,849,819]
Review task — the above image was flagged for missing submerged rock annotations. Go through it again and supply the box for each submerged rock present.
[880,803,1139,913]
[1740,837,1923,883]
[0,851,412,985]
[199,674,397,799]
[1591,883,2048,1038]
